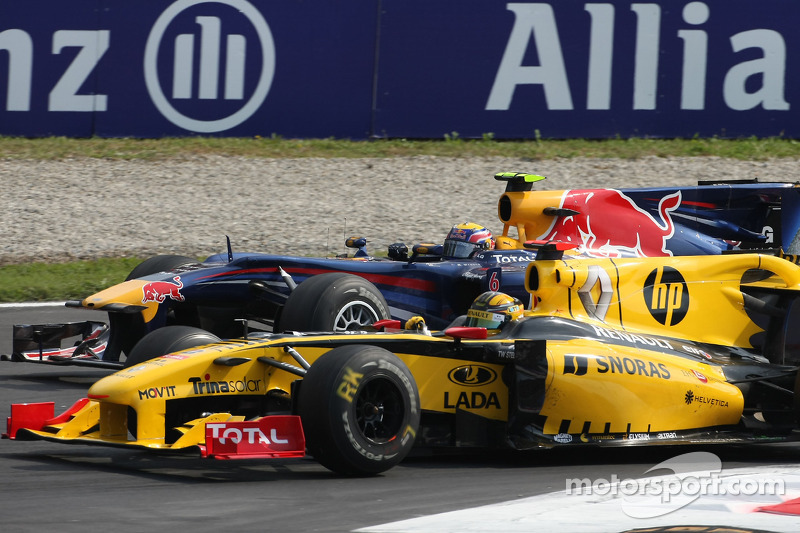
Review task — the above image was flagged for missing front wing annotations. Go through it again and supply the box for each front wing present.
[3,321,117,368]
[5,400,305,460]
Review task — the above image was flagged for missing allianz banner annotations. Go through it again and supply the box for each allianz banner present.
[0,1,796,139]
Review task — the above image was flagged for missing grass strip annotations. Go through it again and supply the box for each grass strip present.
[0,258,144,303]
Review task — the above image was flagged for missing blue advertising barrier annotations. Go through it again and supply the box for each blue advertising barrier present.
[0,1,796,139]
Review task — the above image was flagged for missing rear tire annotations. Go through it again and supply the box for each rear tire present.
[123,325,220,368]
[278,273,390,332]
[297,345,420,475]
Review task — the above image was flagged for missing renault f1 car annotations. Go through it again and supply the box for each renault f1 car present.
[6,245,800,475]
[7,173,800,368]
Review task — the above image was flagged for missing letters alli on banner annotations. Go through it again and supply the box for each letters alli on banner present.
[487,2,789,112]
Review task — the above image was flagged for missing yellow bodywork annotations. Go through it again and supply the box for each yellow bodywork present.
[542,339,742,435]
[527,253,800,348]
[28,334,511,448]
[81,279,161,323]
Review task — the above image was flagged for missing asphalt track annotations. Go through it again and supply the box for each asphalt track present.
[1,306,800,532]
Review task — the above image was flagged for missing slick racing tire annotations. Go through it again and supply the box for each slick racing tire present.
[278,273,390,332]
[297,345,420,476]
[125,254,197,281]
[123,326,220,368]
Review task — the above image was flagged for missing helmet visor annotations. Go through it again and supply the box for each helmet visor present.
[465,309,504,329]
[443,239,477,258]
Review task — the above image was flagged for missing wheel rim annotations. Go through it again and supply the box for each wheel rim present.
[354,376,405,444]
[333,301,381,331]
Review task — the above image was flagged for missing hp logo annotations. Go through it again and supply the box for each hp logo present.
[144,0,275,132]
[643,266,689,326]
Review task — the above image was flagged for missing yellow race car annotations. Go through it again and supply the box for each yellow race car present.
[6,244,800,475]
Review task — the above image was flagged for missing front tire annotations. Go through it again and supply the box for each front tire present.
[278,273,390,332]
[123,326,220,439]
[297,345,420,475]
[123,325,220,367]
[125,254,197,281]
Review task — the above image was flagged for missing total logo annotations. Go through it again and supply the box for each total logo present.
[206,422,288,445]
[144,0,276,132]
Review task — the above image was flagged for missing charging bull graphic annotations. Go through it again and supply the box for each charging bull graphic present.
[540,189,682,257]
[142,276,185,303]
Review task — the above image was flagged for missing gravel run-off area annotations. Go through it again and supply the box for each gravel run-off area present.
[3,155,799,265]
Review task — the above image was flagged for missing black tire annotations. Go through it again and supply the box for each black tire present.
[278,273,390,332]
[123,325,220,368]
[297,345,420,475]
[125,254,197,281]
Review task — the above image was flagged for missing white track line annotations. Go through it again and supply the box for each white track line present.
[0,302,68,308]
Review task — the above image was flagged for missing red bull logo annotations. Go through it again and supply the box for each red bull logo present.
[540,189,681,257]
[141,276,185,303]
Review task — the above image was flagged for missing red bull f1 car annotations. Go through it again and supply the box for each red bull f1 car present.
[6,173,800,368]
[6,245,800,475]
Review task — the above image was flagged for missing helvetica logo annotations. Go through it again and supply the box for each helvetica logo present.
[144,0,275,132]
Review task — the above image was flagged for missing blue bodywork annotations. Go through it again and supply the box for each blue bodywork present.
[178,247,534,329]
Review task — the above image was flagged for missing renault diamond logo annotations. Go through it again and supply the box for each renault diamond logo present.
[144,0,275,132]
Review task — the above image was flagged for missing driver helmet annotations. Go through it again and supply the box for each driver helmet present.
[464,291,524,332]
[443,223,494,258]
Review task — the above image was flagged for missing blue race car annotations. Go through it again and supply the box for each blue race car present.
[8,172,800,368]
